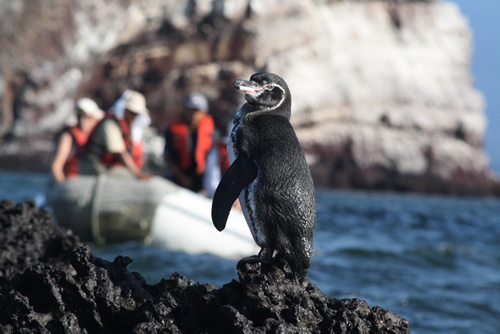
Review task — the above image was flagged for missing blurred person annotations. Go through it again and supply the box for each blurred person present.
[204,124,241,209]
[164,93,214,192]
[79,90,151,180]
[203,126,231,198]
[51,98,104,183]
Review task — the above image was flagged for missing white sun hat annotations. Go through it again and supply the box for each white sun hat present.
[76,98,104,119]
[123,90,149,115]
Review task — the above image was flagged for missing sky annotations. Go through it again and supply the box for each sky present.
[448,0,500,172]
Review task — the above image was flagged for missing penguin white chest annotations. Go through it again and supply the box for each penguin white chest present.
[227,112,266,247]
[227,108,242,163]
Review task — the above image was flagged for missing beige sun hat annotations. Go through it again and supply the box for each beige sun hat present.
[76,98,104,119]
[123,90,149,115]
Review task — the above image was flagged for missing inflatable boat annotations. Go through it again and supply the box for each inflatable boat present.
[46,176,258,259]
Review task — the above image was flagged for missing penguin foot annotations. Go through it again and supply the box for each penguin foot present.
[236,255,261,273]
[237,247,275,269]
[237,255,261,265]
[258,247,274,264]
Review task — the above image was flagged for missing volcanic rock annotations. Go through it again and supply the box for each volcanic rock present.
[0,201,410,333]
[0,199,82,284]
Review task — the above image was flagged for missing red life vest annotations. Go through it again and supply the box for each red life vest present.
[131,141,144,170]
[216,141,230,174]
[63,126,88,178]
[86,113,144,169]
[168,120,191,171]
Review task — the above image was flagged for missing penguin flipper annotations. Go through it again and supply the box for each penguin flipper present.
[211,155,258,231]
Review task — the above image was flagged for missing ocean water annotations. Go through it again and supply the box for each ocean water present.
[0,171,499,334]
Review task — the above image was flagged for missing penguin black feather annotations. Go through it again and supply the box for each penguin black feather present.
[211,72,316,276]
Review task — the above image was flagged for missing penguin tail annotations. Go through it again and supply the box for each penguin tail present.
[277,235,312,277]
[287,249,312,277]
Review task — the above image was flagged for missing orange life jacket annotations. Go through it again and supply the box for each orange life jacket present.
[194,115,214,174]
[85,113,144,169]
[63,126,88,178]
[167,114,214,175]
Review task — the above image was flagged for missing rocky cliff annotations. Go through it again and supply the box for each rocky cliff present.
[0,0,498,195]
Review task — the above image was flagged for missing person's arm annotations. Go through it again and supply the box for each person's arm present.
[102,120,150,180]
[119,151,151,180]
[51,132,73,183]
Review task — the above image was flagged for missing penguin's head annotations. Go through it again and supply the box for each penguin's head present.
[233,72,291,118]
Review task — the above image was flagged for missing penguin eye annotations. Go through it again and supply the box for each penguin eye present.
[264,84,274,91]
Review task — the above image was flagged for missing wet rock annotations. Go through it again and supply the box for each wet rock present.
[0,248,410,333]
[0,200,411,333]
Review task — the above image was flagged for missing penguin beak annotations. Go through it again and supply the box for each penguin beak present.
[233,79,263,95]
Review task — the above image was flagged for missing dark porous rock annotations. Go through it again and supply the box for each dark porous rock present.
[0,199,82,284]
[0,202,410,333]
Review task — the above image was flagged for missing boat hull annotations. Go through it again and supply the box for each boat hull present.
[47,175,258,259]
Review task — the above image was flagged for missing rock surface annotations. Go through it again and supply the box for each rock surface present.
[0,201,410,333]
[0,0,498,195]
[0,199,82,284]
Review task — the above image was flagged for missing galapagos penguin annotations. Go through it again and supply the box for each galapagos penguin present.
[211,72,316,276]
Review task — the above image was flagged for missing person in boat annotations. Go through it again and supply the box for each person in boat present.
[51,98,104,183]
[204,122,242,208]
[164,93,215,193]
[203,126,231,198]
[79,90,151,180]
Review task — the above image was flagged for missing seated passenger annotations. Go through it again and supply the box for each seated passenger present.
[164,93,214,192]
[51,98,103,183]
[79,90,151,180]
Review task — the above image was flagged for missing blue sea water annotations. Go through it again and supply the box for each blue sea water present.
[0,171,499,334]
